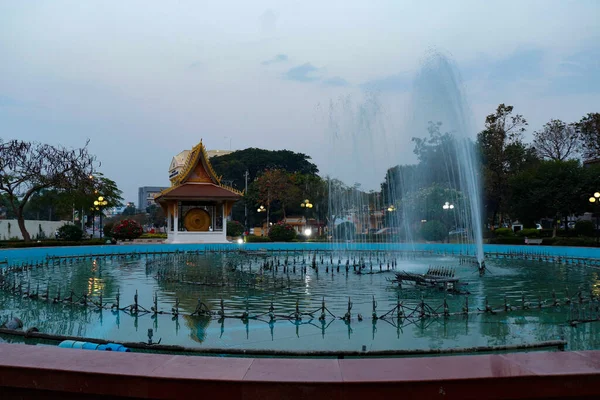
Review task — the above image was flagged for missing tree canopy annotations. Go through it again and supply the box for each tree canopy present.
[0,139,97,240]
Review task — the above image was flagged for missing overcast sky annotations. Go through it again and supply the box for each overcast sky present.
[1,1,599,202]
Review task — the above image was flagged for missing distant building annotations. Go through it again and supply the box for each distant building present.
[138,187,167,211]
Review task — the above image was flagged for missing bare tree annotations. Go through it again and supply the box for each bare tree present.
[533,119,580,161]
[0,139,96,241]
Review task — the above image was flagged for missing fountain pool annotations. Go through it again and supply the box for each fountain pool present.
[2,243,600,355]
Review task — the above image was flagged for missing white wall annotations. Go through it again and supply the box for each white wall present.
[166,231,228,244]
[0,220,71,240]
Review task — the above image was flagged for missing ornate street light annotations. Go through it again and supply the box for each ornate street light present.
[94,196,108,239]
[589,192,600,243]
[442,202,454,210]
[442,201,455,243]
[300,199,313,208]
[257,205,268,236]
[300,199,313,236]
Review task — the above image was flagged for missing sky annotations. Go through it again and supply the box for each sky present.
[1,1,599,203]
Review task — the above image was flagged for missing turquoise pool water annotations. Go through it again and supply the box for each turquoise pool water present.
[2,243,600,353]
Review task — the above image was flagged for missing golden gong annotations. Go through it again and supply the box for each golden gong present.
[184,208,211,231]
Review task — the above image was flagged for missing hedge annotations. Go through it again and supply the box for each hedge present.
[0,239,108,249]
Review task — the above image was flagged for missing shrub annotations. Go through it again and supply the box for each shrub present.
[539,229,554,238]
[556,229,579,238]
[334,222,356,239]
[0,239,107,249]
[57,224,84,241]
[103,222,115,238]
[420,220,447,242]
[488,237,531,245]
[245,234,272,243]
[268,222,297,242]
[494,227,514,237]
[111,219,143,240]
[575,220,595,237]
[516,228,540,238]
[227,220,244,237]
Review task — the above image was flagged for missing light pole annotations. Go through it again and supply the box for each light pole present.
[257,205,266,236]
[589,192,600,243]
[386,205,396,233]
[94,196,108,239]
[244,170,249,235]
[301,199,313,234]
[442,201,454,243]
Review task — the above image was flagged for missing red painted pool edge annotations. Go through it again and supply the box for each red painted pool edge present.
[1,344,600,399]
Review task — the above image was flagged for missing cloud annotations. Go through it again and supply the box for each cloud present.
[322,76,350,87]
[284,63,321,82]
[261,54,288,65]
[547,47,600,95]
[0,95,22,107]
[360,73,411,92]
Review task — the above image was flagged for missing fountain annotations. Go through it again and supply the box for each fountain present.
[325,52,485,270]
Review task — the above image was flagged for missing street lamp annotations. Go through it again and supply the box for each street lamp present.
[300,199,313,208]
[94,196,108,239]
[257,205,268,236]
[387,205,396,212]
[442,202,454,210]
[442,202,454,243]
[301,199,313,235]
[589,192,600,243]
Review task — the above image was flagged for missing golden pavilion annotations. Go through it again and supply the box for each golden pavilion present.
[155,140,242,243]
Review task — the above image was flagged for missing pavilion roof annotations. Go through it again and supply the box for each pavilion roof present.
[155,183,241,202]
[156,140,243,203]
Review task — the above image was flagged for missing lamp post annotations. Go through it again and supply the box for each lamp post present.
[442,201,454,243]
[301,199,313,234]
[589,192,600,243]
[257,205,266,236]
[94,196,108,239]
[300,199,313,209]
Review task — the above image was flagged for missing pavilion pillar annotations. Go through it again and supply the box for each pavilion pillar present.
[222,202,227,239]
[167,207,171,231]
[173,202,178,241]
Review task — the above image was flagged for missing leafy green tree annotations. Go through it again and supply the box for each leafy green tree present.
[0,139,95,241]
[509,160,586,229]
[210,148,320,227]
[412,121,459,187]
[121,202,137,216]
[576,112,600,160]
[210,148,319,190]
[399,185,465,227]
[477,104,537,225]
[254,169,301,220]
[146,204,166,229]
[420,220,447,242]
